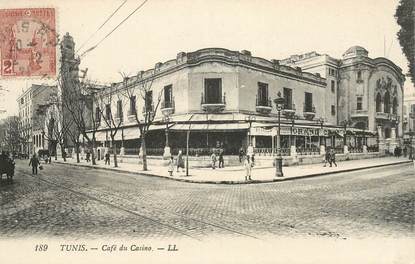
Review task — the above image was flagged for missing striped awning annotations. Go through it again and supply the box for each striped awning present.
[170,123,249,131]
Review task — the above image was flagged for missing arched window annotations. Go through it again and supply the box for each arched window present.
[384,91,390,113]
[392,97,398,114]
[376,93,382,112]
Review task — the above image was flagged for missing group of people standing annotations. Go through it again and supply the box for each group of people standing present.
[210,149,225,169]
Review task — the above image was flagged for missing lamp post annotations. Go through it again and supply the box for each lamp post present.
[162,115,171,159]
[341,119,352,153]
[274,91,285,177]
[245,115,256,147]
[317,117,325,146]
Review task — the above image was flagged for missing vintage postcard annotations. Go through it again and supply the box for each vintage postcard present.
[0,0,414,263]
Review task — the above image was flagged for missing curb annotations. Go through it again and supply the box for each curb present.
[51,159,413,185]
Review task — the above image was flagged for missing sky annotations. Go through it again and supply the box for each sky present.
[0,0,412,119]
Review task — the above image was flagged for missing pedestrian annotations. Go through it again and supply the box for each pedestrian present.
[176,150,185,172]
[48,155,52,164]
[323,147,332,167]
[239,147,245,163]
[62,150,67,161]
[29,154,40,175]
[168,156,174,176]
[403,146,408,157]
[86,151,91,162]
[218,149,224,168]
[244,155,252,181]
[211,151,217,169]
[105,152,110,165]
[330,148,337,167]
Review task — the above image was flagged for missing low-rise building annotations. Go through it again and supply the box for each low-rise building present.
[82,46,404,166]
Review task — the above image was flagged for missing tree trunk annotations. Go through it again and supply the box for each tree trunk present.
[112,143,118,167]
[142,134,147,171]
[91,138,97,165]
[76,142,80,163]
[60,143,66,161]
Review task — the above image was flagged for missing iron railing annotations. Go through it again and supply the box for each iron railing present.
[296,146,320,155]
[201,93,226,105]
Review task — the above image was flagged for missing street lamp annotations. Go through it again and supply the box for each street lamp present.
[274,91,285,177]
[245,115,256,147]
[317,117,325,147]
[341,119,352,151]
[162,115,171,159]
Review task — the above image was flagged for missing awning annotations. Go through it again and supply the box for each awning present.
[94,131,107,141]
[170,123,249,131]
[122,127,140,140]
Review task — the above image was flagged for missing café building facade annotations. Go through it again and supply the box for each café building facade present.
[87,47,404,166]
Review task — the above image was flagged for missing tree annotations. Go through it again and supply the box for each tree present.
[1,116,22,153]
[59,73,100,165]
[121,72,162,171]
[96,84,125,167]
[395,0,415,84]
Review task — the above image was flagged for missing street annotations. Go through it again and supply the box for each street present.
[1,160,414,240]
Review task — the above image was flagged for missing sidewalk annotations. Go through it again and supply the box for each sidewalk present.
[51,156,412,184]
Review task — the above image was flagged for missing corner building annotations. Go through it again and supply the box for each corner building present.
[88,47,404,166]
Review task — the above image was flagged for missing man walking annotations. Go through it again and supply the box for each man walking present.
[29,154,40,175]
[105,152,110,165]
[330,148,337,167]
[323,147,332,167]
[218,149,224,168]
[244,155,252,181]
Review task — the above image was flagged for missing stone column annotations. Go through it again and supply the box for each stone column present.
[343,145,349,154]
[163,146,171,159]
[391,127,396,139]
[377,125,386,154]
[320,145,326,156]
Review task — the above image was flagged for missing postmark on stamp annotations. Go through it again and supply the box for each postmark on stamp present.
[0,8,56,78]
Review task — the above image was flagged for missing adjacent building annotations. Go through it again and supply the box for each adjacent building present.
[16,84,57,156]
[281,46,405,152]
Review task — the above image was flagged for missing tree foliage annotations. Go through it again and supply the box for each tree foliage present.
[395,0,415,85]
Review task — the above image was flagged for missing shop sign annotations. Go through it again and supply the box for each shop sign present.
[251,126,330,136]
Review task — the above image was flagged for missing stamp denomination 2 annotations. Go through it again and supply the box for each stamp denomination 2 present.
[0,8,56,78]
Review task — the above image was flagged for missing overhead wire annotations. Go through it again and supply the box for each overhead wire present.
[76,0,129,54]
[80,0,150,58]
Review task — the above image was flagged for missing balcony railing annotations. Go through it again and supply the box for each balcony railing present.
[255,96,272,114]
[201,92,226,112]
[282,103,296,117]
[375,112,399,121]
[303,104,316,120]
[161,97,175,115]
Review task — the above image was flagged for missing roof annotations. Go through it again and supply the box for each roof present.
[343,46,369,58]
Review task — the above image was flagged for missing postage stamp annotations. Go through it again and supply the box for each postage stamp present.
[0,8,56,78]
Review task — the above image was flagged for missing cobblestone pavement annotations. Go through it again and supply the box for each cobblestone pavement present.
[0,160,414,240]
